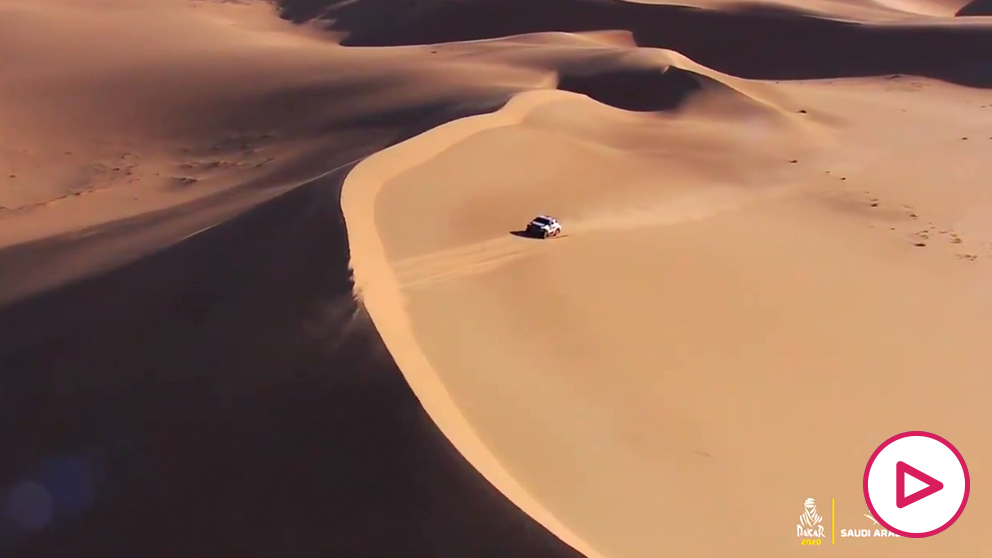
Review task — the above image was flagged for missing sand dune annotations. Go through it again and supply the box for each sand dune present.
[956,0,992,15]
[342,64,992,555]
[283,0,992,86]
[0,0,552,249]
[0,1,577,556]
[3,0,991,556]
[337,2,992,557]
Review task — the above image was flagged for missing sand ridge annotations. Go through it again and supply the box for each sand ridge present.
[343,89,608,558]
[339,5,992,554]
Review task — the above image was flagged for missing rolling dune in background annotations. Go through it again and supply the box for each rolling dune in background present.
[3,0,991,556]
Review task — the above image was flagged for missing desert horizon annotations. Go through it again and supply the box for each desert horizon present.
[2,0,990,556]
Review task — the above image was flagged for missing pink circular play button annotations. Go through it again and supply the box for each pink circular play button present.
[864,431,970,538]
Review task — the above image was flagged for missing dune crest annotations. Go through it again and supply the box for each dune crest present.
[343,89,606,558]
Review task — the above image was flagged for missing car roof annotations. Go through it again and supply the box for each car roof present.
[532,215,557,222]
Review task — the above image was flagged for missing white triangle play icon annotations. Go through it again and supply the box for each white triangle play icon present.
[905,474,928,498]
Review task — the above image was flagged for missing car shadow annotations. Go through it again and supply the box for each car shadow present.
[510,230,538,239]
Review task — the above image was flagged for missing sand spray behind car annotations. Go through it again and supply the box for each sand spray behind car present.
[393,236,535,289]
[390,182,796,289]
[564,181,797,234]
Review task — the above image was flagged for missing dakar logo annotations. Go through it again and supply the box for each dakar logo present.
[797,498,826,540]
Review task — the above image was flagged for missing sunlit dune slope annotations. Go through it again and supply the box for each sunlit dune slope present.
[343,40,992,558]
[0,0,548,251]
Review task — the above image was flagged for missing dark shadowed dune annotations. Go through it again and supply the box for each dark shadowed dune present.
[957,0,992,15]
[0,103,585,558]
[275,0,992,87]
[557,66,707,112]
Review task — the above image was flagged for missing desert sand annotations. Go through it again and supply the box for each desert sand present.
[2,0,991,556]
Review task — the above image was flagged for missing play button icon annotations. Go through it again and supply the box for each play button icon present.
[864,431,969,538]
[897,461,943,508]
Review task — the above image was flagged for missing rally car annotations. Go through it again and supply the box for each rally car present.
[525,215,562,238]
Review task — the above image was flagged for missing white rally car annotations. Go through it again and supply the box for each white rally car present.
[525,215,562,238]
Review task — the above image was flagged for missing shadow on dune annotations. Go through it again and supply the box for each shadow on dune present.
[957,0,992,15]
[275,0,992,87]
[0,101,585,558]
[558,66,705,111]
